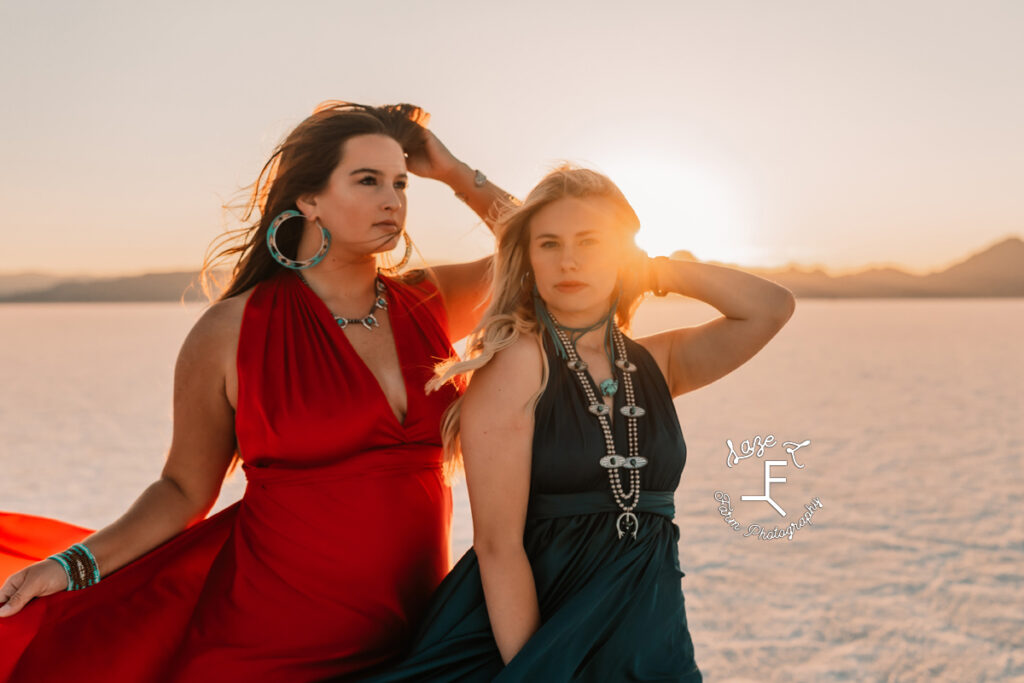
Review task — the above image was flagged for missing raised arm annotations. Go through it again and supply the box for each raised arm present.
[0,296,244,617]
[404,129,516,340]
[637,257,796,398]
[461,335,544,664]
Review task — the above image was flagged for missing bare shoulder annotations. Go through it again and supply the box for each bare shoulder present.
[174,289,255,409]
[634,327,680,369]
[404,258,493,342]
[464,334,544,408]
[178,290,253,367]
[188,292,250,344]
[460,334,541,490]
[397,267,432,287]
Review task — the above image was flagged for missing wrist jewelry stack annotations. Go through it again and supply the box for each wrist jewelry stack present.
[650,256,670,297]
[47,543,101,591]
[453,168,487,203]
[453,168,521,207]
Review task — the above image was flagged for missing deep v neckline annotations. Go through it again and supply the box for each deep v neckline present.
[295,272,413,430]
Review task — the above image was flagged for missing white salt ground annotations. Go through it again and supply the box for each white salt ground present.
[1,297,1021,682]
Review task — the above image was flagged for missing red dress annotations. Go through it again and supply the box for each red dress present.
[0,271,460,682]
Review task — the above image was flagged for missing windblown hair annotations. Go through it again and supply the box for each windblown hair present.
[428,165,650,479]
[199,101,429,477]
[200,101,430,301]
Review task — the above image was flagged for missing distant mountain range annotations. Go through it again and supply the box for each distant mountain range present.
[0,271,210,302]
[1,236,1021,302]
[685,235,1024,298]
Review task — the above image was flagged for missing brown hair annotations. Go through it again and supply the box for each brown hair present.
[428,165,649,478]
[200,101,429,301]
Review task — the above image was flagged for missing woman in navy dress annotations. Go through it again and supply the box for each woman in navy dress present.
[359,166,796,681]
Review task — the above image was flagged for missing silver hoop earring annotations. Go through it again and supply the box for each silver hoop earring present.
[377,231,413,276]
[266,210,330,270]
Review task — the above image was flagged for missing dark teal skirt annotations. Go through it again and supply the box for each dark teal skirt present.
[357,491,702,682]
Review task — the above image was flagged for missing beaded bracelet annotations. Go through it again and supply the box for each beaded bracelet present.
[47,543,101,591]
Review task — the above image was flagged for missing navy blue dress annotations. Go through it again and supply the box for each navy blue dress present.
[356,331,703,681]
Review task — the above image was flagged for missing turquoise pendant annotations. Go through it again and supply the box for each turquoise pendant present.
[599,378,619,397]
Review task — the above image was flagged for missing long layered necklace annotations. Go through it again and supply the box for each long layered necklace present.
[549,318,648,540]
[297,273,389,330]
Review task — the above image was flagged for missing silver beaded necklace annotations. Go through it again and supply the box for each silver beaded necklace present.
[297,273,389,330]
[551,321,648,540]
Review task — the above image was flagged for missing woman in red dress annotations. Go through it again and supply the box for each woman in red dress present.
[0,101,513,681]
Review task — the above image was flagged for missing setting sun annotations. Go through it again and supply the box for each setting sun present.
[596,156,749,263]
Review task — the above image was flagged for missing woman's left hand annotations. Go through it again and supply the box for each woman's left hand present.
[406,129,461,183]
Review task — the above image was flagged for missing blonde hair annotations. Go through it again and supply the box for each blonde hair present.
[428,165,650,479]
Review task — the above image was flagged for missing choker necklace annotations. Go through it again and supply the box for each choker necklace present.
[297,273,388,330]
[533,286,620,396]
[549,315,647,540]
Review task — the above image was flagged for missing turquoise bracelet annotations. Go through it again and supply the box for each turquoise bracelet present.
[46,542,101,591]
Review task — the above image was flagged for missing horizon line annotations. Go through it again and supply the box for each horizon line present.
[2,233,1019,281]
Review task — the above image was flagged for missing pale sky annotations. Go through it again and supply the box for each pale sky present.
[1,0,1022,276]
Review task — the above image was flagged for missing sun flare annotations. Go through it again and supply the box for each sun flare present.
[594,157,748,262]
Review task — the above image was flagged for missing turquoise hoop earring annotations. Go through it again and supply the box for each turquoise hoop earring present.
[266,210,331,270]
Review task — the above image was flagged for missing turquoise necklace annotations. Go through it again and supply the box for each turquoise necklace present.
[297,272,388,330]
[533,286,620,396]
[534,286,648,539]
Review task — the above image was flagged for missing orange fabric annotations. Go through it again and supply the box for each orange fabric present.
[0,512,94,578]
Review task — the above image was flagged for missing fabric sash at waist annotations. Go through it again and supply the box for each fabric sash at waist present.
[241,446,442,487]
[526,490,675,521]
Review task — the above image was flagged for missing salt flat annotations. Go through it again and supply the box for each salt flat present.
[1,298,1021,681]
